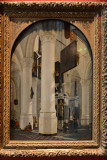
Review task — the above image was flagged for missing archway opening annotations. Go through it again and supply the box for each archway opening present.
[10,19,92,141]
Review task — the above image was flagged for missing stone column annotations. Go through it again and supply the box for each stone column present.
[88,80,92,125]
[20,58,33,130]
[70,81,75,97]
[32,77,38,118]
[39,31,57,134]
[14,75,20,122]
[80,79,89,126]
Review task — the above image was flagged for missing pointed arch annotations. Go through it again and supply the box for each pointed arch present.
[11,19,93,62]
[26,31,38,58]
[11,54,22,72]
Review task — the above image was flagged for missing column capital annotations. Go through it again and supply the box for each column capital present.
[32,76,38,81]
[39,30,57,44]
[32,77,38,85]
[80,79,89,86]
[22,58,33,68]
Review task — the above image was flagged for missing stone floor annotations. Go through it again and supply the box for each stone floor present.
[10,127,92,141]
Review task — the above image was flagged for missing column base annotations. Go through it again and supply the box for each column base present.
[81,115,89,126]
[20,114,33,130]
[39,112,57,135]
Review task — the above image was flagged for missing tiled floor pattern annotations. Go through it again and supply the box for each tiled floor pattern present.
[10,128,92,141]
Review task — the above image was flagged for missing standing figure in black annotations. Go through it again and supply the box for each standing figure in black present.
[58,99,64,130]
[72,107,79,132]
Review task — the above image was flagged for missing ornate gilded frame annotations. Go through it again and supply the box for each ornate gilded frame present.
[0,1,107,157]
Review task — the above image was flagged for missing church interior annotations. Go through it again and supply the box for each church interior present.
[10,20,92,140]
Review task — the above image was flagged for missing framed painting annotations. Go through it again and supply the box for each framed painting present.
[0,1,107,157]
